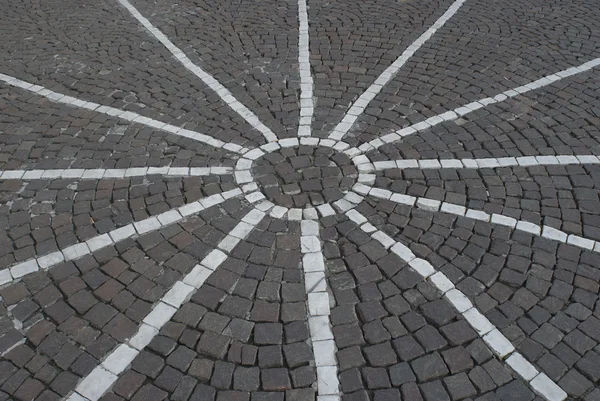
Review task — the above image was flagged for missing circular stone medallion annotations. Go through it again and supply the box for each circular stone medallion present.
[252,146,358,208]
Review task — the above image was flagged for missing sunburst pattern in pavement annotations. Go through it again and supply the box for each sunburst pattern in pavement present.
[0,0,599,400]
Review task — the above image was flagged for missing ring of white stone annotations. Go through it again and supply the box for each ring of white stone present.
[234,137,374,220]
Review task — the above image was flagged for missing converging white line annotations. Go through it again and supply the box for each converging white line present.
[0,189,244,287]
[358,185,600,254]
[328,0,468,141]
[0,73,247,155]
[361,57,600,152]
[300,220,341,400]
[297,0,314,137]
[347,208,568,401]
[0,166,233,180]
[116,0,279,143]
[66,207,267,401]
[370,155,600,171]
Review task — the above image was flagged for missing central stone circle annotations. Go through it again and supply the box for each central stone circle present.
[252,146,358,208]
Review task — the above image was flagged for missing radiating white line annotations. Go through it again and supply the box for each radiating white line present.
[66,207,267,401]
[361,57,600,152]
[347,209,567,401]
[364,187,600,254]
[115,0,278,143]
[0,188,245,287]
[0,73,246,155]
[300,220,340,400]
[327,0,467,141]
[371,155,600,171]
[0,166,234,181]
[297,0,314,137]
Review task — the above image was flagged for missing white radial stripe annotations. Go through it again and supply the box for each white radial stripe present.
[0,188,244,287]
[0,166,234,180]
[366,187,600,253]
[297,0,314,137]
[328,0,467,141]
[300,220,340,400]
[67,208,266,401]
[116,0,278,143]
[371,155,600,171]
[363,57,600,152]
[0,73,246,155]
[347,209,567,401]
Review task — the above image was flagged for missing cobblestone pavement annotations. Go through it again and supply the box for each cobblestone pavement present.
[0,0,599,400]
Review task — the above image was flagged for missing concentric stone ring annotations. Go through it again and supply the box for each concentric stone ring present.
[252,145,356,208]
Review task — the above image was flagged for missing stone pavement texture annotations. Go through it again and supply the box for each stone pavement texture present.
[0,0,599,400]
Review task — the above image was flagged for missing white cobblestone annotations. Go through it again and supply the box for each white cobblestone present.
[491,214,517,228]
[483,329,515,358]
[129,323,159,350]
[178,201,205,217]
[101,344,139,375]
[440,202,466,216]
[62,243,91,261]
[317,366,340,396]
[74,367,117,401]
[530,373,568,401]
[109,224,136,243]
[134,216,161,234]
[390,193,416,206]
[429,272,455,293]
[183,265,213,288]
[462,307,494,335]
[309,316,334,341]
[202,249,228,270]
[516,221,541,235]
[372,231,395,249]
[301,236,321,253]
[390,242,416,262]
[305,271,327,293]
[506,353,539,381]
[313,340,337,366]
[445,289,474,313]
[308,292,330,316]
[417,198,441,211]
[0,269,12,286]
[10,260,39,279]
[37,251,65,270]
[143,302,177,329]
[408,258,436,278]
[302,253,325,273]
[541,226,568,242]
[163,281,195,308]
[567,234,595,250]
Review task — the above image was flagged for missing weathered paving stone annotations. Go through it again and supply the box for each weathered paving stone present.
[411,353,449,382]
